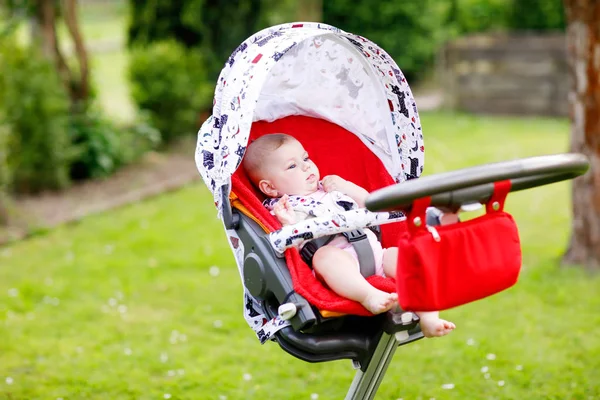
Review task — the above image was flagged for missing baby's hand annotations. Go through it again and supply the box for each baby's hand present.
[440,212,460,225]
[272,195,296,225]
[321,175,349,193]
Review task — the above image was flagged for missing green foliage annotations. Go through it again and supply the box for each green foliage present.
[323,0,450,82]
[68,107,160,180]
[447,0,566,35]
[0,36,73,193]
[508,0,565,31]
[447,0,511,35]
[128,40,212,142]
[127,0,262,81]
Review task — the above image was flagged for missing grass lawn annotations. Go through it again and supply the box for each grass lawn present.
[2,112,599,399]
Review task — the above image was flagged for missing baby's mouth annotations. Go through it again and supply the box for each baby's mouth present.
[307,174,316,182]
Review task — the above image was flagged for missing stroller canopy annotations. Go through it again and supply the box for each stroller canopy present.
[195,22,425,215]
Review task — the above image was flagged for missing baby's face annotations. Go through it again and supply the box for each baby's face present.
[261,139,320,197]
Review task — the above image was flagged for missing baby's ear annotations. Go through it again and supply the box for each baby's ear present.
[258,179,278,197]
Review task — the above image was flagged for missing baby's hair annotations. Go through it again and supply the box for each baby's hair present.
[243,133,297,185]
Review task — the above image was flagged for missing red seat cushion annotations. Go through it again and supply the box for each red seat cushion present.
[232,115,408,315]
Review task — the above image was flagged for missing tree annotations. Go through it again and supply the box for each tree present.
[562,0,600,269]
[3,0,92,107]
[32,0,90,106]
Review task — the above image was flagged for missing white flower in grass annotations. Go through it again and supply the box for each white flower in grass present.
[310,394,319,399]
[118,305,128,314]
[160,352,169,363]
[177,369,185,376]
[213,320,223,328]
[466,338,475,346]
[498,380,505,387]
[108,298,118,307]
[515,364,523,371]
[5,377,13,385]
[7,288,19,297]
[209,266,221,277]
[243,373,252,381]
[65,251,74,262]
[124,348,132,356]
[480,366,489,373]
[164,394,172,399]
[218,396,227,400]
[104,244,115,254]
[484,373,490,380]
[441,383,455,390]
[486,353,496,360]
[167,370,176,377]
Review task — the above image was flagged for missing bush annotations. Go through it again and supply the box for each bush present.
[128,40,212,143]
[68,106,160,180]
[127,0,263,81]
[508,0,565,31]
[448,0,566,34]
[323,0,450,82]
[447,0,511,35]
[0,37,73,194]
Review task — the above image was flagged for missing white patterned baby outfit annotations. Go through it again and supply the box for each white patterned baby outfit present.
[264,189,386,276]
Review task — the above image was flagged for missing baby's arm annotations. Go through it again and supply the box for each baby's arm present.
[321,175,369,207]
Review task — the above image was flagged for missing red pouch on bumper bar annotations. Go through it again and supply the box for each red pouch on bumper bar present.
[396,181,522,311]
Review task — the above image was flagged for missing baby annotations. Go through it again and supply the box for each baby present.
[243,133,455,338]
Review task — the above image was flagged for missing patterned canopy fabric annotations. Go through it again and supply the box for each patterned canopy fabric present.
[195,22,424,217]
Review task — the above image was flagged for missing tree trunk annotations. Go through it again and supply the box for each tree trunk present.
[296,0,322,22]
[36,0,72,97]
[62,0,90,104]
[562,0,600,269]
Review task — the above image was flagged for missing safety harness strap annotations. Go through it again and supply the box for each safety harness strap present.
[342,229,376,278]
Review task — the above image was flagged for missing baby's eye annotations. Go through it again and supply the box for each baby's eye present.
[287,163,296,169]
[303,156,310,162]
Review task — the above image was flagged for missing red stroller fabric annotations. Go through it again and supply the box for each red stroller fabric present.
[396,181,522,311]
[231,115,406,316]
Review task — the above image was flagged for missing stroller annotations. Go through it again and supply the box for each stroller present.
[195,22,589,399]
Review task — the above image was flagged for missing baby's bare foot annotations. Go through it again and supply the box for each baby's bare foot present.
[419,317,456,338]
[361,290,398,315]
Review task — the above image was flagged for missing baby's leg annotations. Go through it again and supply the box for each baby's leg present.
[381,248,455,337]
[312,245,397,314]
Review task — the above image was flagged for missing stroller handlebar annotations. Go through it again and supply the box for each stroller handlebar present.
[365,153,590,213]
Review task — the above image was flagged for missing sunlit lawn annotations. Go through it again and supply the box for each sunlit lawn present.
[2,112,599,399]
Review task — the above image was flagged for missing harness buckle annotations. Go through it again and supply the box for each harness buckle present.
[342,229,368,243]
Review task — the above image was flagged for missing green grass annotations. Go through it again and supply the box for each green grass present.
[2,113,600,399]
